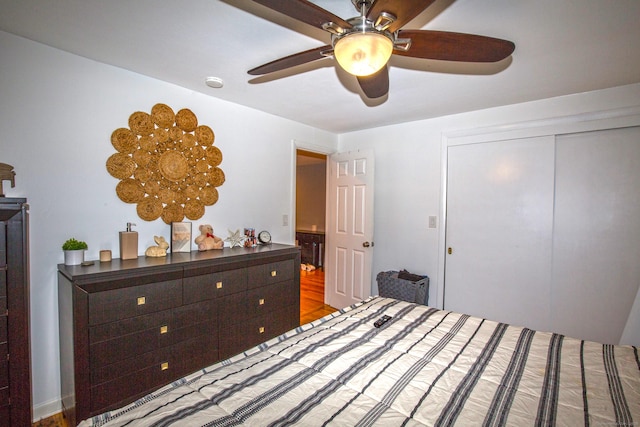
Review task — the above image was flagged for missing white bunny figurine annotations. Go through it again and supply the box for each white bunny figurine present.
[145,235,169,257]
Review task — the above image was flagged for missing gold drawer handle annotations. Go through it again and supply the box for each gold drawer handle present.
[259,298,265,305]
[259,326,265,334]
[216,281,223,289]
[271,270,277,277]
[137,296,146,306]
[161,362,169,371]
[160,325,168,334]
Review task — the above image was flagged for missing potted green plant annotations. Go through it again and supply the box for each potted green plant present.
[62,238,88,266]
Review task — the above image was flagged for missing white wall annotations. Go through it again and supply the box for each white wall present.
[0,31,337,420]
[296,163,326,232]
[338,82,640,343]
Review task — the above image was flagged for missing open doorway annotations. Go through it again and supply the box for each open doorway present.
[295,149,334,323]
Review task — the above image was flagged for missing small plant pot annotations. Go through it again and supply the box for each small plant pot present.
[64,249,85,266]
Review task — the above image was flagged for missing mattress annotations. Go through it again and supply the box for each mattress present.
[80,296,640,426]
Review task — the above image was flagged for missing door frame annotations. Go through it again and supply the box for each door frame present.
[437,106,640,310]
[291,139,334,304]
[289,139,336,245]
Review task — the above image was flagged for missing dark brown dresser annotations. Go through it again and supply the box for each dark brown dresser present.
[58,244,300,425]
[0,198,32,427]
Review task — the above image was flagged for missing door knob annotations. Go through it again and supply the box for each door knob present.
[363,241,370,247]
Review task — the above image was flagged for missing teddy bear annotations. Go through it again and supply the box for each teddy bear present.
[194,224,224,251]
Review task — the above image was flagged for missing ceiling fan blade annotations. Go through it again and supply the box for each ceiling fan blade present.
[248,45,332,75]
[357,66,389,98]
[367,0,436,33]
[251,0,351,31]
[395,30,515,62]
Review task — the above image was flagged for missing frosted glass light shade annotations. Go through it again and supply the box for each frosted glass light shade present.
[334,32,393,76]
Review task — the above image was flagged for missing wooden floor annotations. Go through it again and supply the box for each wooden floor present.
[300,268,336,325]
[34,268,335,427]
[33,412,67,427]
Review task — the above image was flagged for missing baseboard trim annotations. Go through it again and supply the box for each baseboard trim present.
[33,398,62,423]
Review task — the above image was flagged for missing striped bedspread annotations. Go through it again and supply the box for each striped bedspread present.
[81,296,640,426]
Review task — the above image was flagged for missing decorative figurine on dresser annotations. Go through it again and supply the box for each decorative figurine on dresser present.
[0,163,16,197]
[58,242,301,425]
[0,197,32,427]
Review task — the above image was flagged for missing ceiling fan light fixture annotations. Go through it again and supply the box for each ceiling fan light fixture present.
[334,32,393,77]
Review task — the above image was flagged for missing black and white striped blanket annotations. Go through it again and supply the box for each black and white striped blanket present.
[82,296,640,426]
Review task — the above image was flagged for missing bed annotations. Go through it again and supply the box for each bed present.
[79,296,640,426]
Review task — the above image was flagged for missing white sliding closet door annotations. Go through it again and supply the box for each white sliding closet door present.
[444,137,555,331]
[445,126,640,344]
[552,127,640,344]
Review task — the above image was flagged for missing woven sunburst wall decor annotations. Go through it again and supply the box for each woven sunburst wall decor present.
[106,104,224,224]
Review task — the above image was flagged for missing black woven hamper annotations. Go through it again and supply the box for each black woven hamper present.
[376,270,429,305]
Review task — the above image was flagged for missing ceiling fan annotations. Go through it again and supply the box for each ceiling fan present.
[247,0,515,99]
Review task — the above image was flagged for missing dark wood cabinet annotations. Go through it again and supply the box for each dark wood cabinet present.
[296,231,324,267]
[0,198,31,427]
[58,244,300,425]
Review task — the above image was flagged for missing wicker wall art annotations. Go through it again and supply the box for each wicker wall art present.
[107,104,224,224]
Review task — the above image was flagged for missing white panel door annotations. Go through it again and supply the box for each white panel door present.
[445,137,555,331]
[552,127,640,344]
[326,149,375,309]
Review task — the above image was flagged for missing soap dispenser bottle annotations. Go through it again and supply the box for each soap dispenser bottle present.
[119,222,138,260]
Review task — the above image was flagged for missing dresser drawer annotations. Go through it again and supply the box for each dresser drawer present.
[247,259,294,289]
[219,281,296,327]
[91,331,217,386]
[90,300,216,369]
[0,387,8,412]
[0,315,5,343]
[219,308,298,359]
[90,336,217,415]
[0,345,8,389]
[183,268,246,304]
[0,346,7,413]
[88,278,182,325]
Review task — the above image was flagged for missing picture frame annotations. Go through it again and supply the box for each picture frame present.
[171,222,192,253]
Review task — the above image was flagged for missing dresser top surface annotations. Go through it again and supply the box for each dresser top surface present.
[58,243,299,282]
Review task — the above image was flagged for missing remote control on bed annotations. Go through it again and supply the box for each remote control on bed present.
[374,315,392,328]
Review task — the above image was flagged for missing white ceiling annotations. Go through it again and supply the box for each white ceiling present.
[1,0,639,134]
